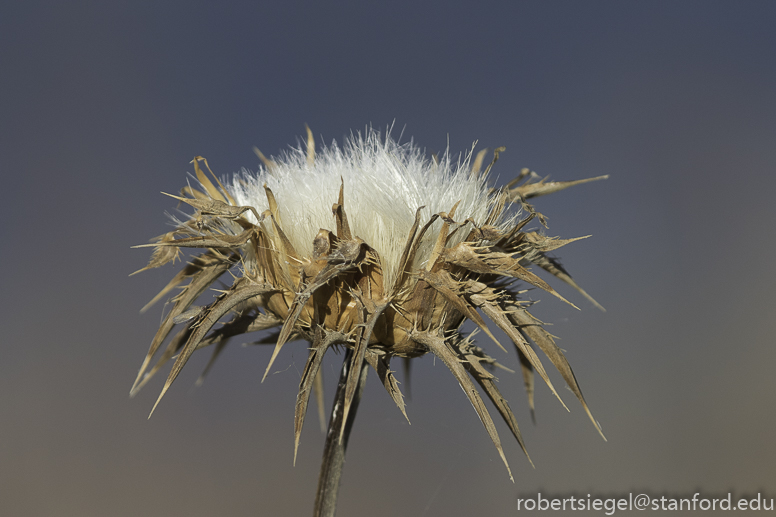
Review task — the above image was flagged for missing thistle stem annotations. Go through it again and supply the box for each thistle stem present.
[313,348,368,517]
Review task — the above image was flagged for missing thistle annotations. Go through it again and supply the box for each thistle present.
[132,126,607,515]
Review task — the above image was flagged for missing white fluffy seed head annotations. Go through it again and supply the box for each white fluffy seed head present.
[227,128,514,291]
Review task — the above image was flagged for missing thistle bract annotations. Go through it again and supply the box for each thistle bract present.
[132,127,606,480]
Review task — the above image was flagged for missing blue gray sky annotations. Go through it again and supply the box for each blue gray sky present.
[2,1,775,516]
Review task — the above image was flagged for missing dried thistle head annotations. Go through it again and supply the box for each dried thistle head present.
[132,126,607,480]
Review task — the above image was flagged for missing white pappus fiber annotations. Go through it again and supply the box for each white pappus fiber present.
[228,128,513,291]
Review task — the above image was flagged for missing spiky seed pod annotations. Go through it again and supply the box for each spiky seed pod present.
[132,127,607,480]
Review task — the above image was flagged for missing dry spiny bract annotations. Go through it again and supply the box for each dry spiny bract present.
[132,127,607,480]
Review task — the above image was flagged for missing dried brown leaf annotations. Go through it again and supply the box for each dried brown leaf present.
[195,312,283,350]
[391,207,426,296]
[131,255,234,393]
[365,349,409,423]
[150,280,277,417]
[130,325,192,397]
[130,232,181,276]
[469,148,489,178]
[161,191,262,223]
[313,369,326,433]
[508,307,605,439]
[172,305,205,325]
[195,156,237,206]
[180,186,210,200]
[266,211,299,290]
[132,228,255,250]
[515,347,536,423]
[523,249,605,311]
[340,298,390,440]
[332,180,353,241]
[411,331,513,482]
[481,146,506,181]
[443,243,578,309]
[522,232,590,253]
[459,344,534,467]
[510,175,608,200]
[263,243,363,382]
[294,327,334,464]
[263,184,282,226]
[418,269,506,353]
[191,156,227,203]
[426,201,460,272]
[467,284,569,411]
[253,147,277,172]
[305,124,315,167]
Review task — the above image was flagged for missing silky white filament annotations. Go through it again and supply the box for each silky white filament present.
[228,128,512,291]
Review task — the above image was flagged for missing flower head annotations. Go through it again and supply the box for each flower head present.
[132,126,606,480]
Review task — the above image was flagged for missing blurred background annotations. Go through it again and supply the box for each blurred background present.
[2,1,775,515]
